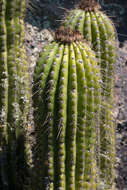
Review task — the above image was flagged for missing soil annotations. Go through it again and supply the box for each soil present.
[25,0,127,189]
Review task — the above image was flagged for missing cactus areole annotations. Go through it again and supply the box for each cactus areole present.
[33,27,101,190]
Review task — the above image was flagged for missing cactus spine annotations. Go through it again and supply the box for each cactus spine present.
[63,1,117,188]
[0,0,32,189]
[33,27,101,190]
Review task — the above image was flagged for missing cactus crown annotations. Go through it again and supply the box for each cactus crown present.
[78,0,101,11]
[54,26,84,43]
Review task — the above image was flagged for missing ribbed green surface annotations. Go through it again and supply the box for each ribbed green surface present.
[0,0,32,189]
[0,1,9,188]
[33,40,101,190]
[64,8,116,189]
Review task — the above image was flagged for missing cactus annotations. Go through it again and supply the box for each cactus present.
[33,27,102,190]
[63,0,117,188]
[0,1,8,188]
[0,0,32,189]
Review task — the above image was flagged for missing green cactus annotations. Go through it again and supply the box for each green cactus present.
[0,0,32,189]
[0,1,8,188]
[63,0,117,188]
[33,27,102,190]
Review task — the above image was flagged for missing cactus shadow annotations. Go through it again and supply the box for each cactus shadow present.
[0,135,32,190]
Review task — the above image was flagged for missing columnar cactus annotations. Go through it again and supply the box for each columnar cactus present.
[33,27,101,190]
[0,0,32,189]
[0,1,8,188]
[63,0,117,188]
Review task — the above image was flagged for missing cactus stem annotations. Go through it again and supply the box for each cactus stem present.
[0,0,9,188]
[33,27,102,190]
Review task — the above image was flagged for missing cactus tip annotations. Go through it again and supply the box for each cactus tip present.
[54,26,84,44]
[78,0,101,11]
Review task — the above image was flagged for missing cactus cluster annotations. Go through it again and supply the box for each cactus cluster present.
[0,0,32,189]
[0,0,117,190]
[33,1,117,190]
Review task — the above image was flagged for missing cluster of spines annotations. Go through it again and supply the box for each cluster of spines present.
[0,0,32,189]
[33,31,102,189]
[63,2,117,188]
